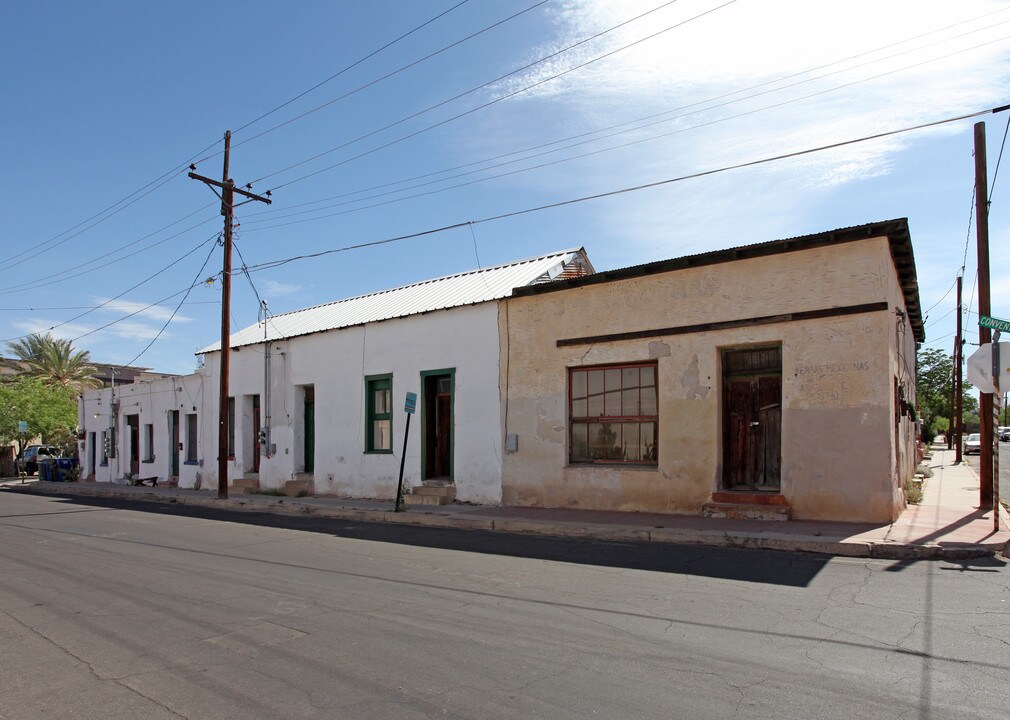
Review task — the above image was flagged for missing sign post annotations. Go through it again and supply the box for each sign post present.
[994,332,1002,532]
[394,392,417,512]
[981,315,1007,531]
[17,421,27,483]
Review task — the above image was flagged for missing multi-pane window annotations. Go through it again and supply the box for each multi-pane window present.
[366,375,392,452]
[569,363,658,464]
[186,413,198,463]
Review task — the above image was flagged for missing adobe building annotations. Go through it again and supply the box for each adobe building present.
[499,219,922,523]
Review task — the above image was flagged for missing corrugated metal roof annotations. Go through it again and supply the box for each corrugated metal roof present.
[201,248,589,353]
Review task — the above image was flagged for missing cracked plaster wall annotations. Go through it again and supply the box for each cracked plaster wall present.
[501,237,907,522]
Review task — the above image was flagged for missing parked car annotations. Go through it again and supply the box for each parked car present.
[999,426,1010,442]
[963,433,982,455]
[18,445,59,475]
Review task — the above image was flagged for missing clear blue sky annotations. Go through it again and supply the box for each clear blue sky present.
[2,0,1009,374]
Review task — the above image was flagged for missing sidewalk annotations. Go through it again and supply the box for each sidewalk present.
[4,446,1008,560]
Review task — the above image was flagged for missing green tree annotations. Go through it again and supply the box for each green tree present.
[915,347,978,442]
[4,333,100,391]
[0,376,79,457]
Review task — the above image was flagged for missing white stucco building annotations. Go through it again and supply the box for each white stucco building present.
[79,249,592,501]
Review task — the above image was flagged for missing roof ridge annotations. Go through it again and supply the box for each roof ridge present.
[266,247,582,320]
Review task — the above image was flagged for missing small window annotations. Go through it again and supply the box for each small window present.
[569,363,658,465]
[365,375,392,453]
[186,413,198,463]
[143,424,154,462]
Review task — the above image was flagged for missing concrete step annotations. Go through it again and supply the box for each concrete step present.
[231,477,260,494]
[284,476,315,497]
[405,484,456,505]
[702,502,790,521]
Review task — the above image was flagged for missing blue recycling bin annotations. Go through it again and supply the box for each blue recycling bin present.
[54,458,76,482]
[38,458,56,482]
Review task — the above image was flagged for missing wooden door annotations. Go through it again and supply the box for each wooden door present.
[170,411,179,476]
[723,348,781,491]
[128,415,140,476]
[304,387,315,474]
[252,396,261,473]
[423,373,453,481]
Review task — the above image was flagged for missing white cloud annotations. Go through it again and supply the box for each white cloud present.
[262,279,302,297]
[90,297,192,324]
[470,0,1010,254]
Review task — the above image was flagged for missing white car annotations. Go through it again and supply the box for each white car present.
[964,433,982,455]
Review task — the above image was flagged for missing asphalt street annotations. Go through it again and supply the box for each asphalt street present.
[1,491,1008,720]
[959,438,1009,497]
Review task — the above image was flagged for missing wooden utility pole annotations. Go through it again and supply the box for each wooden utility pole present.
[189,131,271,499]
[949,336,957,452]
[974,121,994,506]
[955,274,963,463]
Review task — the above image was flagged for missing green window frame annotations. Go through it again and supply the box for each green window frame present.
[365,374,393,453]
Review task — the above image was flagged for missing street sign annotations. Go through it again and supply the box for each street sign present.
[979,314,1010,333]
[404,391,417,414]
[17,421,27,434]
[966,342,1010,393]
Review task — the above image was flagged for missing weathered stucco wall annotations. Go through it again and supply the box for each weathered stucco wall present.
[201,302,504,503]
[79,372,208,488]
[500,236,905,522]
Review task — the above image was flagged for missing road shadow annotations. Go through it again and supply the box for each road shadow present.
[21,491,833,588]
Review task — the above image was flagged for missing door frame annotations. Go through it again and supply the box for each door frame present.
[420,368,455,482]
[721,345,782,492]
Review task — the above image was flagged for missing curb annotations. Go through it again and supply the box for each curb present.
[5,482,1004,561]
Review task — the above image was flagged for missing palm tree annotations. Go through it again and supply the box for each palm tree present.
[5,333,100,391]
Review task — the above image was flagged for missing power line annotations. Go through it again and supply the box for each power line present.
[246,30,1010,226]
[922,277,959,320]
[241,105,1008,273]
[253,0,736,190]
[245,34,1010,232]
[231,0,474,138]
[121,238,220,367]
[1,233,220,344]
[0,204,219,296]
[225,1,551,157]
[2,3,478,272]
[241,9,1010,222]
[2,137,223,270]
[989,111,1010,201]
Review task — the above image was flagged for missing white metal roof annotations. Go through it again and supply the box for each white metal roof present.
[200,248,590,353]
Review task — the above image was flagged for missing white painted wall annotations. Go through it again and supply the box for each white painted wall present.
[78,372,208,488]
[199,302,505,503]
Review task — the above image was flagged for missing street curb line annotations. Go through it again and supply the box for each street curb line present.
[6,483,1003,560]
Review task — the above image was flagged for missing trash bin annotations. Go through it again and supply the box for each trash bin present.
[55,458,76,482]
[38,458,56,482]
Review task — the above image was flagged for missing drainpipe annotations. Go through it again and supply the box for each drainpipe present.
[262,301,271,458]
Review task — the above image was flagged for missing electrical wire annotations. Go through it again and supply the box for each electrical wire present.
[240,104,1008,274]
[3,137,223,269]
[0,204,219,296]
[1,233,221,344]
[244,34,1010,232]
[989,110,1010,201]
[226,1,551,156]
[253,0,736,190]
[121,239,221,367]
[240,10,1010,222]
[231,0,474,138]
